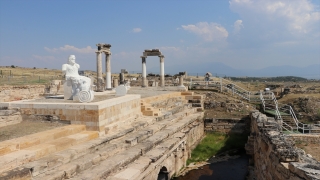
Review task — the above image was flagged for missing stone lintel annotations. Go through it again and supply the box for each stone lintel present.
[96,43,111,48]
[144,49,160,52]
[96,50,111,55]
[96,43,111,51]
[143,52,162,56]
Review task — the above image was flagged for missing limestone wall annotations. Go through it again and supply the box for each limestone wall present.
[140,118,205,180]
[0,85,45,102]
[204,117,249,134]
[247,111,320,180]
[0,108,22,127]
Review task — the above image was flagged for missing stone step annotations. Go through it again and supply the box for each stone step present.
[142,109,161,116]
[31,110,202,180]
[0,130,98,175]
[104,115,146,135]
[181,92,194,96]
[71,112,202,180]
[108,134,184,180]
[141,92,182,105]
[5,107,199,180]
[0,125,86,156]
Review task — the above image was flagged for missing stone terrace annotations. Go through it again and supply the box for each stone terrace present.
[0,87,205,180]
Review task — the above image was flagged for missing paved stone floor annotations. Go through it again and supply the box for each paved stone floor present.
[0,120,68,142]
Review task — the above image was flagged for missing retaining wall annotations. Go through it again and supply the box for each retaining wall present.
[288,134,320,144]
[204,117,249,134]
[246,111,320,180]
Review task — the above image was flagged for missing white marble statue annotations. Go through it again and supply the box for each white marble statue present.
[62,55,94,102]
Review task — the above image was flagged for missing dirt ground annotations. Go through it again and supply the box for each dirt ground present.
[278,93,320,123]
[295,143,320,161]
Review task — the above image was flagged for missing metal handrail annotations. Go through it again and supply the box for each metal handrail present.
[188,78,251,101]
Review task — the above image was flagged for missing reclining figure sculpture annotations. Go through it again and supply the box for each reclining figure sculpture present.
[62,55,94,102]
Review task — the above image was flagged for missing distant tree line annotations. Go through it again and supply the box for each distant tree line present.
[229,76,307,82]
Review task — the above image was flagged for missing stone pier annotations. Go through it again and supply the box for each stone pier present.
[105,52,112,90]
[179,76,184,87]
[141,56,147,87]
[96,51,103,92]
[159,55,165,87]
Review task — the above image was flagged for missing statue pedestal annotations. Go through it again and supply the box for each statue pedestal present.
[63,80,73,100]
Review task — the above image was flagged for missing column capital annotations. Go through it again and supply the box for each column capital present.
[95,51,102,54]
[158,55,165,58]
[104,52,112,55]
[140,56,147,58]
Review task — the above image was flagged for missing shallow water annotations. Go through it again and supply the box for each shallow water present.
[173,153,249,180]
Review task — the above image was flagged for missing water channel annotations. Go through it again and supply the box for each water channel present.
[173,150,249,180]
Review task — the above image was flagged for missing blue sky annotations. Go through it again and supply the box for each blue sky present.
[0,0,319,76]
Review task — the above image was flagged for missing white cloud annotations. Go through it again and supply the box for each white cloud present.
[181,22,229,41]
[44,45,96,54]
[229,0,320,34]
[132,28,142,33]
[233,20,244,34]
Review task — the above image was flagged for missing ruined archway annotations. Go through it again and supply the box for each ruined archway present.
[157,166,169,180]
[141,49,165,87]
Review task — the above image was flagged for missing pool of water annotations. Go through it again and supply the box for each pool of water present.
[173,152,249,180]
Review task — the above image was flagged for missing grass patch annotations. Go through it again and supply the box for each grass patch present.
[187,132,248,165]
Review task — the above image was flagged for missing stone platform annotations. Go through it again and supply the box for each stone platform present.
[0,87,205,180]
[0,92,141,132]
[0,87,186,132]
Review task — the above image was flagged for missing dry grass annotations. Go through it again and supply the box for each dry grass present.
[278,93,320,103]
[0,67,140,85]
[0,67,63,77]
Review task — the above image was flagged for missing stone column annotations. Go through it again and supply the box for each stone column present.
[105,53,112,90]
[159,55,165,87]
[119,73,124,84]
[96,51,104,92]
[179,76,184,86]
[113,78,118,88]
[141,56,147,87]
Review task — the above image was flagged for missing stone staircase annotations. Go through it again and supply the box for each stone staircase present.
[0,92,204,180]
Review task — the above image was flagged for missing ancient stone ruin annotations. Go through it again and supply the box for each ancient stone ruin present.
[95,43,111,92]
[246,111,320,179]
[141,49,165,87]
